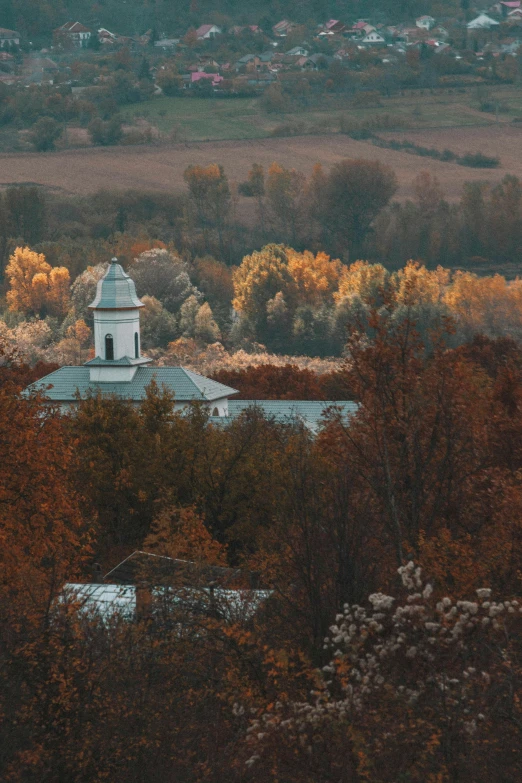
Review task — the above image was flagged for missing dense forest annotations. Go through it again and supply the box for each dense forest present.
[1,316,522,781]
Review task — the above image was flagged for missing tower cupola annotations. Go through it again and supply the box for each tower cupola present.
[85,259,151,382]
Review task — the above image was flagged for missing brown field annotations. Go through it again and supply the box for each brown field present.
[0,127,519,203]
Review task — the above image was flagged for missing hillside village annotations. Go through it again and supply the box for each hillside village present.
[1,2,522,150]
[3,5,522,89]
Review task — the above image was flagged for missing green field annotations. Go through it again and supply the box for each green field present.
[115,86,522,144]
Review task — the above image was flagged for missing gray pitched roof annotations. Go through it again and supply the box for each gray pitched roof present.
[89,261,143,310]
[26,366,238,402]
[211,400,358,431]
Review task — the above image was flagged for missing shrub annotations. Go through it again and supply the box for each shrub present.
[28,117,62,152]
[460,152,500,168]
[87,116,123,146]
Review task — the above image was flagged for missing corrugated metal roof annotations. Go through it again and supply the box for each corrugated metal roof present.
[89,261,143,310]
[26,366,238,402]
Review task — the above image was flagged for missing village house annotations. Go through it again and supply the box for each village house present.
[500,0,521,16]
[323,19,346,35]
[54,21,92,47]
[467,14,500,29]
[229,25,262,36]
[361,30,387,46]
[272,20,296,37]
[190,71,223,87]
[0,27,19,48]
[196,24,222,40]
[21,56,59,85]
[97,28,118,46]
[26,261,356,431]
[416,15,436,30]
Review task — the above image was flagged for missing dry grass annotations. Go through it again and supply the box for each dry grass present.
[0,128,518,202]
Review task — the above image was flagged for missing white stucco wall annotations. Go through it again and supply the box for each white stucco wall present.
[93,309,141,360]
[89,366,139,383]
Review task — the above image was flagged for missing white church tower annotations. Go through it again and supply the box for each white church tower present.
[86,259,151,383]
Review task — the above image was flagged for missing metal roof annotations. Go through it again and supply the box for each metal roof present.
[64,582,271,622]
[226,400,358,430]
[26,366,238,402]
[89,260,143,310]
[104,550,260,588]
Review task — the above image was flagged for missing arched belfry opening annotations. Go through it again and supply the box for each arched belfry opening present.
[105,334,114,361]
[134,332,139,359]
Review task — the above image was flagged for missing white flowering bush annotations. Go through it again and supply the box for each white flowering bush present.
[243,563,522,782]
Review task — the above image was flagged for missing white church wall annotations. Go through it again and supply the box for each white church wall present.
[93,309,141,360]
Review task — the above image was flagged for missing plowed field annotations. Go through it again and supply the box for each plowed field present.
[0,127,518,201]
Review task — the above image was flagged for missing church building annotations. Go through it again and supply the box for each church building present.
[27,260,357,429]
[27,260,236,416]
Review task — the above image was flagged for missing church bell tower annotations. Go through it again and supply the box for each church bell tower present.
[85,259,151,382]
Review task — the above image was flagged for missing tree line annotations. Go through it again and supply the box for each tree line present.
[4,241,522,362]
[2,163,522,283]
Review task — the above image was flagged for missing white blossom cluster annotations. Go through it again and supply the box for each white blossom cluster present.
[244,562,522,768]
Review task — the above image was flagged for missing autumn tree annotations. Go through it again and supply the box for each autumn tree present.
[5,185,47,246]
[232,244,294,341]
[65,318,92,362]
[265,163,307,246]
[128,248,198,313]
[317,159,398,258]
[287,249,341,307]
[6,246,71,317]
[184,163,231,255]
[246,563,522,783]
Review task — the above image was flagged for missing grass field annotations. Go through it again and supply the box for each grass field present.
[115,85,522,143]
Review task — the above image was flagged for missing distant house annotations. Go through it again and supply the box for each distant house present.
[196,24,222,40]
[508,8,522,19]
[501,0,521,16]
[54,21,92,47]
[191,71,223,87]
[361,31,386,45]
[324,19,346,34]
[416,15,436,30]
[97,28,117,45]
[467,14,500,29]
[230,24,261,35]
[272,19,296,37]
[154,38,178,51]
[285,45,309,56]
[234,53,257,71]
[0,27,20,48]
[432,26,449,40]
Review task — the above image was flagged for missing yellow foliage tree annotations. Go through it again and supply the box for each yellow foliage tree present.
[444,271,522,340]
[395,260,450,307]
[6,246,51,315]
[47,266,72,317]
[6,246,70,317]
[232,245,294,320]
[287,249,341,307]
[334,260,391,305]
